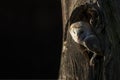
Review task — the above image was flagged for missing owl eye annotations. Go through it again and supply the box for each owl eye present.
[73,30,76,34]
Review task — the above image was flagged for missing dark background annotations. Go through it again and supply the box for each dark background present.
[0,0,62,79]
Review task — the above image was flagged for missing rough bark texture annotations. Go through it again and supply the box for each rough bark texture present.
[59,0,120,80]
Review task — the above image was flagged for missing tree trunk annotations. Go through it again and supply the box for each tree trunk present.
[59,0,120,80]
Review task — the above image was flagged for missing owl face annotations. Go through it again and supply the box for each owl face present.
[69,21,93,44]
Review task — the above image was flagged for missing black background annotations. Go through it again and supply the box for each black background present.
[0,0,62,79]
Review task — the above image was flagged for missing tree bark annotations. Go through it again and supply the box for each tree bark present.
[59,0,120,80]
